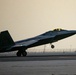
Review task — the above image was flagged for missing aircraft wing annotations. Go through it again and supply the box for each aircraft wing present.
[15,39,39,47]
[13,35,56,49]
[6,39,39,51]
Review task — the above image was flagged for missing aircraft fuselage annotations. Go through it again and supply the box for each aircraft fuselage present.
[0,28,76,56]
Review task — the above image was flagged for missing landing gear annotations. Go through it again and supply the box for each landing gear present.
[50,43,55,49]
[22,51,27,56]
[16,51,27,57]
[51,44,55,49]
[16,49,27,57]
[16,51,21,57]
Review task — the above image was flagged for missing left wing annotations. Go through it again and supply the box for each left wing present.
[13,34,56,49]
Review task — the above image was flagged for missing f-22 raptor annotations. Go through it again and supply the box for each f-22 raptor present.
[0,28,76,56]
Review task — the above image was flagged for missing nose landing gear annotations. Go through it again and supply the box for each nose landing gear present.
[51,44,55,49]
[50,43,55,49]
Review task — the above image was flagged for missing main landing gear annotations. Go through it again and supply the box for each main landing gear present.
[16,48,27,57]
[16,50,27,57]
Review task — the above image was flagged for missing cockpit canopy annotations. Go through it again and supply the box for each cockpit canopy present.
[53,28,64,31]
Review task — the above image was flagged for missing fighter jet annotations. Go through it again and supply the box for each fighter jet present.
[0,28,76,56]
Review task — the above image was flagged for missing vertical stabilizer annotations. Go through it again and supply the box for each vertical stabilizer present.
[0,30,15,48]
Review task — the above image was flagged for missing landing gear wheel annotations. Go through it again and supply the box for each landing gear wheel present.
[51,45,55,49]
[16,47,27,57]
[22,51,27,56]
[16,51,21,57]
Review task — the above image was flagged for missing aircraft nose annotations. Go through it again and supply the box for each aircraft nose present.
[69,30,76,34]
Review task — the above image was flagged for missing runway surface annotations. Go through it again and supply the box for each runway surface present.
[0,51,76,61]
[0,53,76,75]
[0,60,76,75]
[0,55,76,62]
[0,52,76,62]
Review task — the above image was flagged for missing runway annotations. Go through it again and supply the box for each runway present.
[0,53,76,75]
[0,51,76,62]
[0,56,76,75]
[0,54,76,62]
